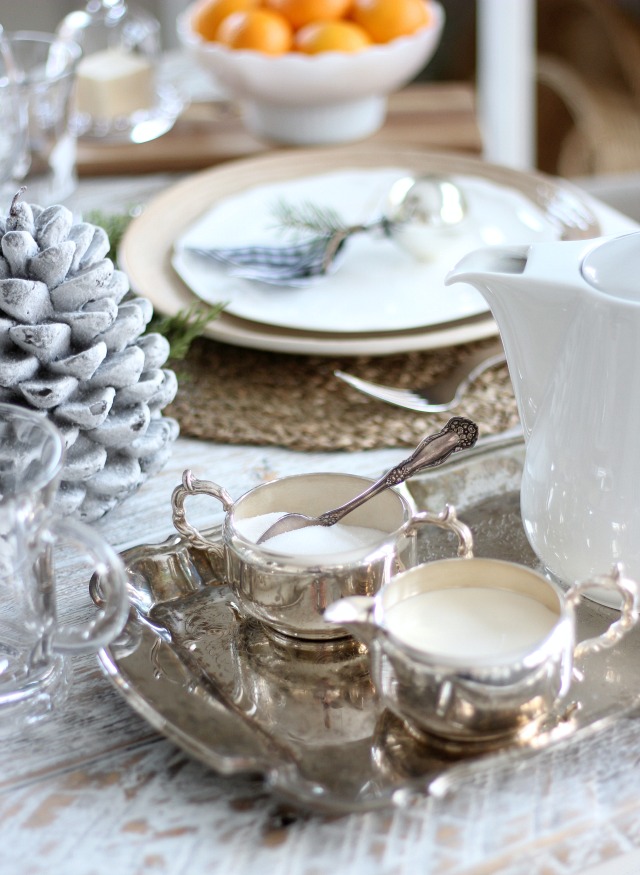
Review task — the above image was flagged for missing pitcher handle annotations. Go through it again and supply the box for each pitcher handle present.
[171,469,234,551]
[44,517,130,655]
[568,564,639,660]
[407,504,474,559]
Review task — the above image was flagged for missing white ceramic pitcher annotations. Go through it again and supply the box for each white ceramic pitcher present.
[446,230,640,599]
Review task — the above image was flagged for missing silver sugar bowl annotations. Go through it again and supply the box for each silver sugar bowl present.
[172,470,472,640]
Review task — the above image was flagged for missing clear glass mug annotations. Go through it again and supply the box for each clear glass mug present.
[0,403,129,729]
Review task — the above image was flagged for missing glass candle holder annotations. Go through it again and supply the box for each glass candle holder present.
[58,0,184,143]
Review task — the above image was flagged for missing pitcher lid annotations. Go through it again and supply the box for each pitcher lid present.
[581,232,640,301]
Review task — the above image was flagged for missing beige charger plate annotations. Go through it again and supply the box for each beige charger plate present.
[119,145,599,356]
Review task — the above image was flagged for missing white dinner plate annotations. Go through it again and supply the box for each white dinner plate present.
[119,145,602,356]
[172,168,565,334]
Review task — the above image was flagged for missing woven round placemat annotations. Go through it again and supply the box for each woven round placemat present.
[166,336,520,452]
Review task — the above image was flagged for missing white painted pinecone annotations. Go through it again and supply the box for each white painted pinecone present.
[0,193,179,522]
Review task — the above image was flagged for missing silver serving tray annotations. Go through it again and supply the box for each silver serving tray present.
[98,435,640,813]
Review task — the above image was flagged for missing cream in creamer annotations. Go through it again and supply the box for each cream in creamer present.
[385,586,559,660]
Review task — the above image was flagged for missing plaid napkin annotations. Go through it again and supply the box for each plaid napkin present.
[187,233,350,286]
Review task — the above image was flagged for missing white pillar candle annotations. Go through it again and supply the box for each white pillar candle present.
[75,48,155,120]
[477,0,537,169]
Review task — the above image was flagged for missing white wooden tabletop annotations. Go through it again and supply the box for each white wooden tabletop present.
[3,176,640,875]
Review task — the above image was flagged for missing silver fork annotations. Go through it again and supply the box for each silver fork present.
[335,340,506,413]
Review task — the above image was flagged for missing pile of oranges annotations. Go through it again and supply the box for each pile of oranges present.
[191,0,433,55]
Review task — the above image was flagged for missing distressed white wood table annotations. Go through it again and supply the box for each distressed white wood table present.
[3,176,640,875]
[3,435,640,875]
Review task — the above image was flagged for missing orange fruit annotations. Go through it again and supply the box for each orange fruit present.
[264,0,353,30]
[215,8,294,53]
[350,0,430,43]
[294,20,372,53]
[191,0,260,41]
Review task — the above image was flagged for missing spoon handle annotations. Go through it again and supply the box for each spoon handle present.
[317,417,479,526]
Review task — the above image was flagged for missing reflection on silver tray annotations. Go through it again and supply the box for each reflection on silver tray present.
[99,435,640,813]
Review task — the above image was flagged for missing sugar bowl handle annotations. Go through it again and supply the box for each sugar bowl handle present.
[407,504,474,558]
[172,469,234,551]
[568,564,639,659]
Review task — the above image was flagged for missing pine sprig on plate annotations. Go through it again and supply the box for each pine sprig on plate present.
[271,199,348,238]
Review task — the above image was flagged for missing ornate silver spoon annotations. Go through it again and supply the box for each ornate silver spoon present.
[257,416,478,544]
[186,174,468,286]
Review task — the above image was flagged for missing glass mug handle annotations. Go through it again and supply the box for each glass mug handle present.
[39,517,130,655]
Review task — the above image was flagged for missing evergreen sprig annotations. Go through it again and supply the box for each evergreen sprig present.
[271,198,347,238]
[148,301,226,361]
[85,208,225,360]
[84,208,136,265]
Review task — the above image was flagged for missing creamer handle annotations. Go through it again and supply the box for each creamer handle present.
[569,564,639,659]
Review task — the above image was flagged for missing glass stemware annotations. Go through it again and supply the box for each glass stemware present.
[0,30,29,205]
[1,32,82,206]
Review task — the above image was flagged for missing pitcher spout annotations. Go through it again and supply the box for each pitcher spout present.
[445,244,529,282]
[445,240,590,438]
